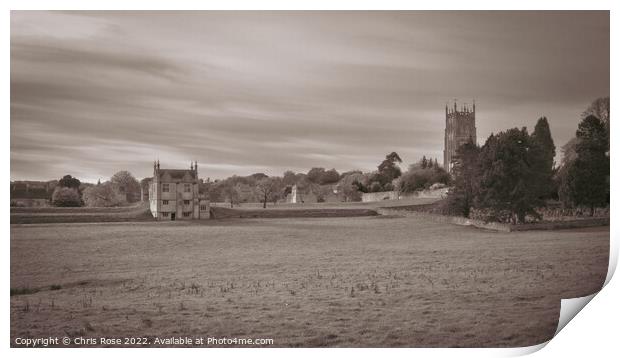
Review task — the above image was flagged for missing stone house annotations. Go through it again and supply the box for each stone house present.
[148,161,210,220]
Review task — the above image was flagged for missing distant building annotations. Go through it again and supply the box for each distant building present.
[444,101,477,173]
[148,161,210,220]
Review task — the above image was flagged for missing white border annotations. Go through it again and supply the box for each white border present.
[3,1,616,358]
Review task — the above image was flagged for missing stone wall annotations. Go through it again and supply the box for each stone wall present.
[376,208,512,232]
[376,208,609,232]
[361,191,399,202]
[361,187,448,203]
[211,207,377,219]
[402,187,449,199]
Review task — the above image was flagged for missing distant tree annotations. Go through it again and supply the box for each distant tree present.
[256,177,282,208]
[445,140,481,217]
[58,175,81,189]
[82,182,127,207]
[369,181,383,193]
[339,170,362,180]
[560,96,610,171]
[475,128,543,223]
[582,97,609,142]
[530,117,556,200]
[111,171,141,203]
[557,160,575,207]
[51,187,81,207]
[353,180,370,193]
[561,115,609,214]
[294,172,308,183]
[373,152,403,190]
[206,181,224,203]
[250,173,269,181]
[337,172,365,202]
[223,181,239,208]
[398,160,451,194]
[560,137,580,167]
[557,97,609,208]
[307,168,326,184]
[320,168,340,185]
[282,170,297,186]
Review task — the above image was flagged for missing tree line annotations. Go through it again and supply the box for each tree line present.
[49,171,142,207]
[445,97,609,223]
[203,152,451,208]
[43,152,451,209]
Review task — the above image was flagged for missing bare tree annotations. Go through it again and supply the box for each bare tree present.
[82,182,127,207]
[256,177,282,209]
[111,170,141,203]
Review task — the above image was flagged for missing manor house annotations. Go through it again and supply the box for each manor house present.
[148,161,210,220]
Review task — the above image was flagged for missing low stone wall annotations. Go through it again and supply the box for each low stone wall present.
[211,207,378,219]
[508,218,610,231]
[377,208,512,232]
[376,208,609,232]
[362,187,448,203]
[401,187,449,200]
[361,191,399,202]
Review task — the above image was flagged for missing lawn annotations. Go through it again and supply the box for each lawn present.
[10,216,609,347]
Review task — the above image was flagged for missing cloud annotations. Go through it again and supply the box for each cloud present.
[10,11,609,182]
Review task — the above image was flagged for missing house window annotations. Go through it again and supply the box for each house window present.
[162,184,169,192]
[184,184,191,193]
[162,212,169,217]
[183,212,191,217]
[183,200,190,205]
[200,205,207,211]
[162,200,169,205]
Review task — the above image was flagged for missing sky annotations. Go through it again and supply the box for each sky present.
[10,11,609,182]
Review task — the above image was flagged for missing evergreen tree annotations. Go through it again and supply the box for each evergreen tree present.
[376,152,402,189]
[58,174,81,189]
[476,128,542,223]
[530,117,556,200]
[445,139,480,217]
[564,115,609,214]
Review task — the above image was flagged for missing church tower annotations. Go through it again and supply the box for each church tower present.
[443,100,476,173]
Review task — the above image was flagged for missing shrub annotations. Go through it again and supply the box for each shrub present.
[398,166,450,194]
[51,187,81,207]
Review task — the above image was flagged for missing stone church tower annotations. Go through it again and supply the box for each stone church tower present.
[443,100,477,173]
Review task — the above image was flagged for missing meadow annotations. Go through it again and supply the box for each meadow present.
[10,216,609,347]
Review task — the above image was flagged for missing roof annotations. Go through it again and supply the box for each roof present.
[156,169,197,182]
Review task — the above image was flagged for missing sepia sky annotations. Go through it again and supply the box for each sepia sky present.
[11,11,609,182]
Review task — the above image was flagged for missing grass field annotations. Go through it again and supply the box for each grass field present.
[10,216,608,347]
